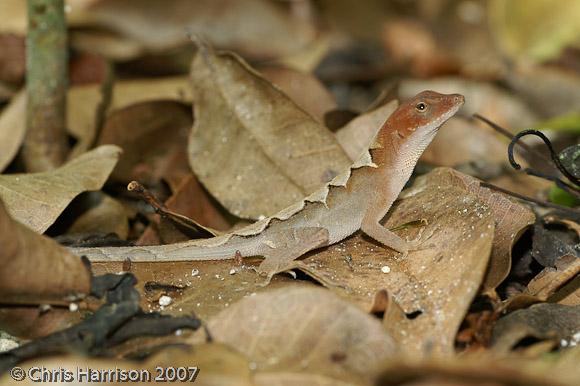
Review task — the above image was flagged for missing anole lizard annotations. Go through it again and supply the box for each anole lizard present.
[73,91,464,280]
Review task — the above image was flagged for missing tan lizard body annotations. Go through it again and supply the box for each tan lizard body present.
[73,91,464,277]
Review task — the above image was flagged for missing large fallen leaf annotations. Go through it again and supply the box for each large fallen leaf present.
[407,168,535,294]
[302,169,495,357]
[0,145,121,233]
[91,258,297,323]
[189,286,396,384]
[0,198,91,306]
[188,46,351,219]
[0,90,26,172]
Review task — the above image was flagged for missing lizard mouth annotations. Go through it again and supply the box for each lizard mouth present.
[427,100,464,134]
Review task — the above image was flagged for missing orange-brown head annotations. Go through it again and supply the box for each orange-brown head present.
[385,90,464,138]
[370,90,464,169]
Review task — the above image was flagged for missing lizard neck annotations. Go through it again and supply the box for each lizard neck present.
[369,122,437,185]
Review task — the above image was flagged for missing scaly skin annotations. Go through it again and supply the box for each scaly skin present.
[72,91,464,270]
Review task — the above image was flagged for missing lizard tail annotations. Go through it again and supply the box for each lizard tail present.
[70,237,260,262]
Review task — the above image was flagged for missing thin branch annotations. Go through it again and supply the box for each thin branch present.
[472,114,552,166]
[23,0,69,172]
[507,129,580,189]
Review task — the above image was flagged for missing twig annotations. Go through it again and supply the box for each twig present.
[23,0,69,172]
[508,129,580,190]
[127,181,218,238]
[472,114,552,166]
[89,61,114,149]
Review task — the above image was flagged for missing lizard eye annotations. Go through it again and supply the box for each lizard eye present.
[415,102,427,112]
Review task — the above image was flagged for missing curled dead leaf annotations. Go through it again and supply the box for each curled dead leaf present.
[0,145,121,233]
[188,285,396,384]
[96,100,192,185]
[0,198,91,306]
[406,168,536,294]
[188,45,351,219]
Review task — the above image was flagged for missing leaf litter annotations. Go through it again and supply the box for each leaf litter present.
[1,2,580,385]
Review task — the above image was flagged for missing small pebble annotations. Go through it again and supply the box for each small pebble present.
[381,265,391,274]
[159,295,172,307]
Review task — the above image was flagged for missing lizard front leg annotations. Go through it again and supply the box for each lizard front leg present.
[361,207,426,259]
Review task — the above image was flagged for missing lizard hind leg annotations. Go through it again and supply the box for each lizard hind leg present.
[255,227,329,286]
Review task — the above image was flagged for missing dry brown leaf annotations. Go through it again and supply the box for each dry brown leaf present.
[138,173,232,246]
[259,65,337,123]
[304,171,495,357]
[96,100,192,185]
[335,100,398,160]
[188,286,396,384]
[0,145,121,233]
[0,307,81,340]
[91,259,294,321]
[188,46,351,219]
[0,198,91,306]
[491,303,580,353]
[555,275,580,306]
[67,192,129,239]
[381,19,460,77]
[408,168,536,294]
[0,33,25,84]
[525,255,580,301]
[69,76,191,157]
[0,90,26,172]
[73,0,315,61]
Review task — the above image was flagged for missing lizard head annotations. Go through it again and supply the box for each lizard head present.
[387,90,464,139]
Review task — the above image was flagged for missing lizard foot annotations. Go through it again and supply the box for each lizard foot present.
[397,229,436,259]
